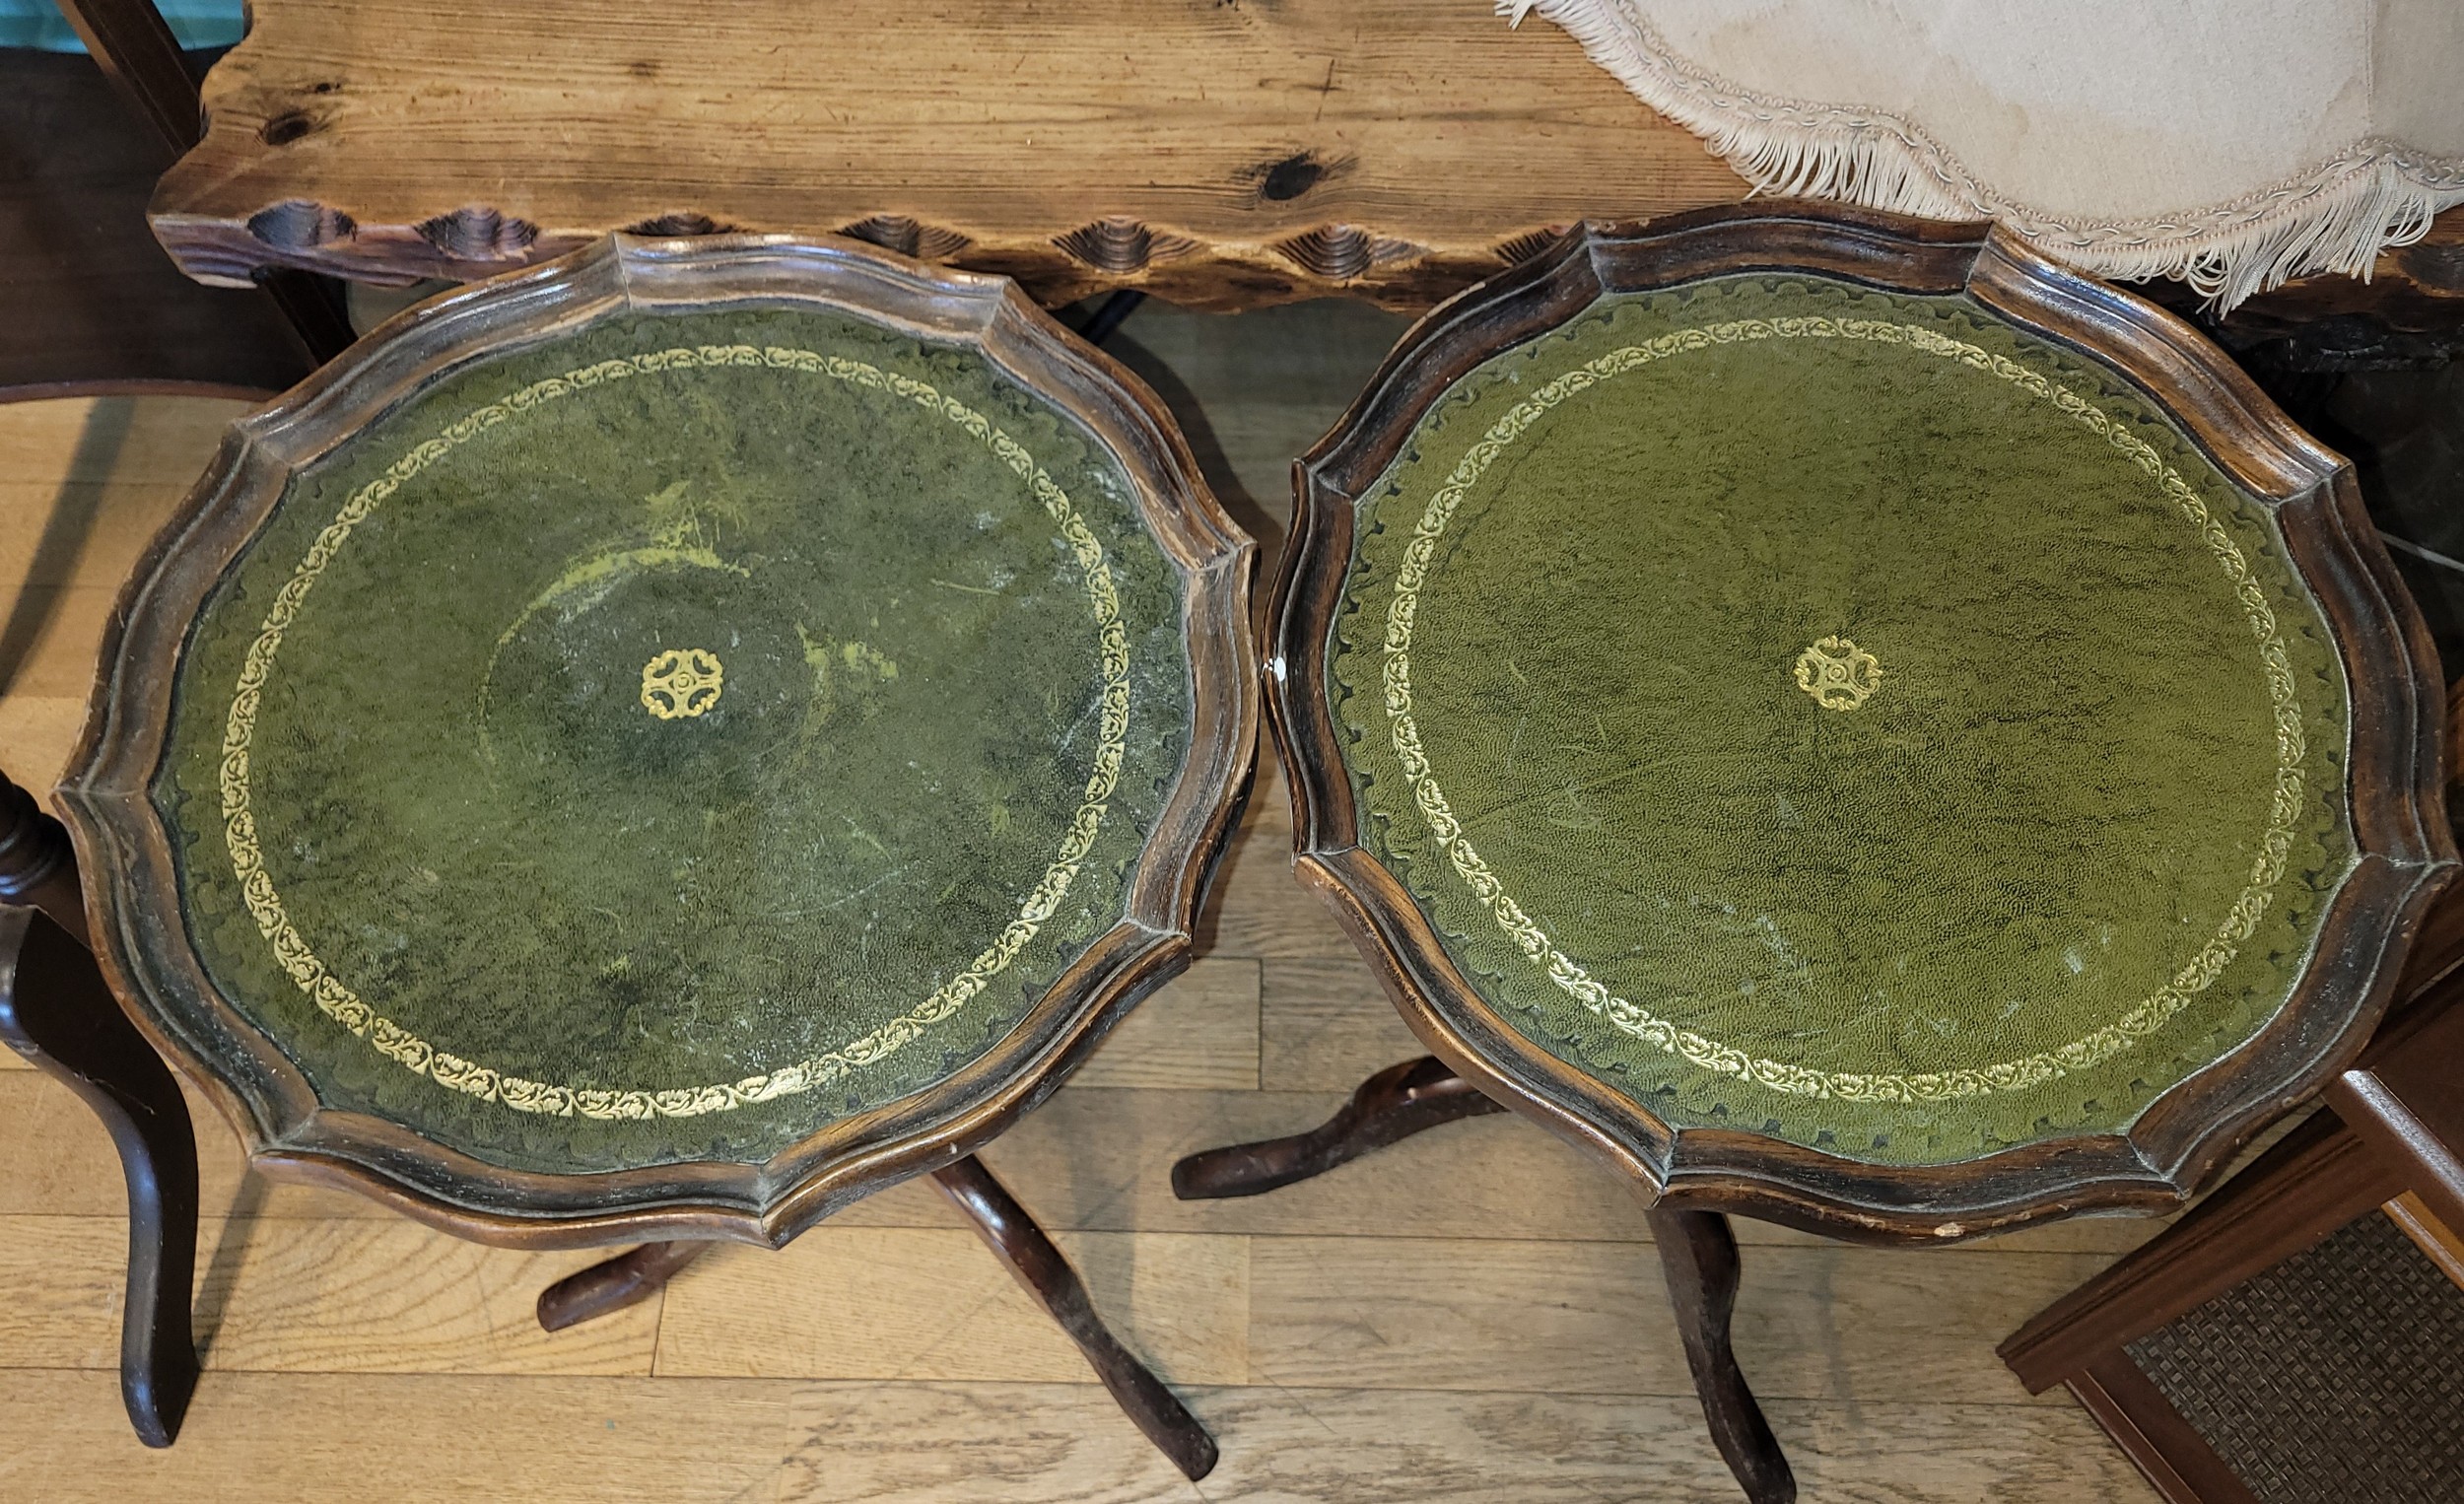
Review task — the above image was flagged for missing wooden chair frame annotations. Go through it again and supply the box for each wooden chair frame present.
[0,35,310,403]
[1998,875,2464,1504]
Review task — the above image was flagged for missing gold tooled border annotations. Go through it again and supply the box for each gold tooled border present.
[1379,315,2309,1103]
[217,345,1134,1122]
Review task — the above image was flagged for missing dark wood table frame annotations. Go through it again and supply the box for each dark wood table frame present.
[1171,205,2459,1502]
[5,234,1260,1477]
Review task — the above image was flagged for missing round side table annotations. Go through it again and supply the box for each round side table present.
[4,234,1255,1474]
[1172,205,2456,1502]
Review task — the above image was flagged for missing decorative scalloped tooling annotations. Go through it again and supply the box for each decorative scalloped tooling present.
[1053,217,1200,274]
[1270,225,1427,281]
[621,212,742,238]
[246,199,356,249]
[414,206,540,261]
[1494,227,1573,266]
[838,214,974,260]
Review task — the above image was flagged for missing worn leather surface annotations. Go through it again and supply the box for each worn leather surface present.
[159,307,1192,1173]
[1332,275,2353,1165]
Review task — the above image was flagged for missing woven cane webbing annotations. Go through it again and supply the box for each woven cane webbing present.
[2126,1208,2464,1503]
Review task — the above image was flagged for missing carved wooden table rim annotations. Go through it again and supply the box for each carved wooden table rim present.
[1169,205,2460,1504]
[4,235,1260,1480]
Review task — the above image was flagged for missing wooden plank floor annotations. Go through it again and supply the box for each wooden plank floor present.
[0,302,2164,1502]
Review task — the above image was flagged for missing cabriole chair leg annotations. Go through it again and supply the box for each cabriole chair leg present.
[0,904,201,1446]
[0,773,201,1447]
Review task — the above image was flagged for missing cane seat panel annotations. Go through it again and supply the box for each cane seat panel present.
[151,301,1197,1175]
[1327,273,2355,1167]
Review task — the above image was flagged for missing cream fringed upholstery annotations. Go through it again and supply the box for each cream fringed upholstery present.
[1506,0,2464,309]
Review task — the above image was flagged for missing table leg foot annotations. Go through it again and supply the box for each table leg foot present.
[1649,1205,1795,1504]
[537,1241,710,1332]
[934,1155,1218,1480]
[1171,1055,1505,1200]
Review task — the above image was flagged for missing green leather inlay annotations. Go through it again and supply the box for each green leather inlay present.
[157,307,1192,1173]
[1331,276,2354,1165]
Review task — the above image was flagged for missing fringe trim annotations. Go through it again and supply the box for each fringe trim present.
[1507,0,2464,311]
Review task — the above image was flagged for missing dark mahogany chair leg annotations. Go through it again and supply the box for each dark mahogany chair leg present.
[0,772,201,1447]
[535,1240,711,1332]
[1650,1206,1796,1504]
[0,907,203,1447]
[933,1154,1218,1480]
[0,773,87,940]
[0,895,201,1449]
[1170,1054,1505,1199]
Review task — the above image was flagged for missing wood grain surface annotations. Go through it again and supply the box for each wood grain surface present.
[0,395,249,791]
[147,0,2464,338]
[0,1371,2156,1503]
[0,307,2168,1498]
[152,0,1747,306]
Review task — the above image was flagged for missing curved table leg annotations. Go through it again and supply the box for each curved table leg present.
[536,1240,711,1332]
[933,1155,1218,1481]
[0,904,201,1447]
[1649,1206,1796,1504]
[1171,1055,1505,1200]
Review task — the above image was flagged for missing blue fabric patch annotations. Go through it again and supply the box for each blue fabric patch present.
[0,0,243,51]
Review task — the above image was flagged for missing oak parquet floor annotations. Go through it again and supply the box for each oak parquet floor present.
[0,301,2162,1501]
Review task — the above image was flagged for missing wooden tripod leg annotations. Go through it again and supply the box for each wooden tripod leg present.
[0,905,201,1447]
[933,1155,1218,1481]
[1649,1206,1795,1504]
[536,1240,710,1332]
[1171,1055,1505,1199]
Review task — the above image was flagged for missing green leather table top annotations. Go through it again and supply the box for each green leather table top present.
[156,305,1193,1174]
[1332,275,2354,1167]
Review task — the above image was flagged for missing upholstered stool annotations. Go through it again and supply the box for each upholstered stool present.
[5,235,1254,1472]
[1174,206,2456,1502]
